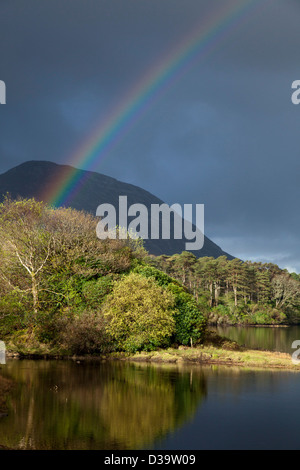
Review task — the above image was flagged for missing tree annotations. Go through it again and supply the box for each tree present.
[214,256,228,306]
[170,251,196,286]
[0,199,142,334]
[103,273,176,352]
[227,259,246,306]
[256,270,271,303]
[46,206,136,278]
[0,198,54,324]
[271,274,300,310]
[133,264,207,345]
[167,283,207,346]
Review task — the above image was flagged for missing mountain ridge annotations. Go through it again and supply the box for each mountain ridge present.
[0,160,234,259]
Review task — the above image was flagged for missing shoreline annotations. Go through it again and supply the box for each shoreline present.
[120,346,300,371]
[208,323,291,328]
[4,344,300,372]
[3,328,299,371]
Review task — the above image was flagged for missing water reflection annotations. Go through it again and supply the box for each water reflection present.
[156,366,300,450]
[214,325,300,353]
[0,374,13,415]
[1,359,300,450]
[0,360,207,450]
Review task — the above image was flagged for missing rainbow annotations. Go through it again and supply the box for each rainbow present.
[43,0,267,208]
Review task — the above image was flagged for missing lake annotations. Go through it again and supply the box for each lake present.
[1,326,300,450]
[213,324,300,353]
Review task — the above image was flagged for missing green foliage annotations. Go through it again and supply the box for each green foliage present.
[0,292,27,337]
[154,252,300,325]
[133,264,178,287]
[208,302,287,326]
[167,284,207,345]
[133,264,207,345]
[82,276,114,308]
[0,198,161,352]
[0,199,208,354]
[3,196,300,358]
[103,273,176,353]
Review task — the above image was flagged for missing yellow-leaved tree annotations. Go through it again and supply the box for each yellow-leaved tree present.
[103,272,176,352]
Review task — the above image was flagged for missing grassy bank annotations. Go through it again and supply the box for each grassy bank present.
[121,331,300,370]
[7,345,298,371]
[123,345,300,371]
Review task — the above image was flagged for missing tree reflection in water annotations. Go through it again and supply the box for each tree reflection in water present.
[0,360,207,450]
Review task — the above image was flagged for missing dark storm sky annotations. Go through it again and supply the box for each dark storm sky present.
[1,0,300,271]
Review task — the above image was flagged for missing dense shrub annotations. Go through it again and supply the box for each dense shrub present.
[133,265,177,287]
[133,265,207,346]
[166,283,207,346]
[82,276,114,308]
[0,292,27,337]
[57,310,112,354]
[208,302,287,325]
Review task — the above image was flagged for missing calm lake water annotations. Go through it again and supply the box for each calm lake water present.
[1,326,300,450]
[214,324,300,353]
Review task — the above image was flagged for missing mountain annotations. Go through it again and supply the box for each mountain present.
[0,161,234,259]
